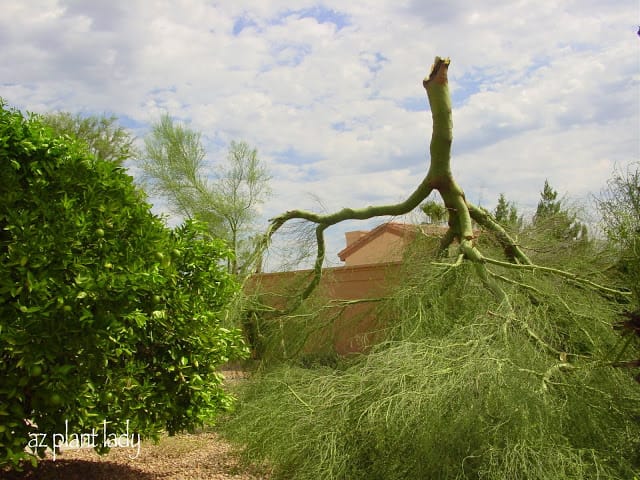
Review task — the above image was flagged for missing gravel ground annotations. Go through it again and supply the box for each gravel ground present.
[3,431,271,480]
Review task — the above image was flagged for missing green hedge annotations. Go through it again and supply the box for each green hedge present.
[0,100,248,469]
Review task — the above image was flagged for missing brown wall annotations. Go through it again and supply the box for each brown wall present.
[246,262,403,355]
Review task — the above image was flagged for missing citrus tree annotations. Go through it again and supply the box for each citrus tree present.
[0,100,248,469]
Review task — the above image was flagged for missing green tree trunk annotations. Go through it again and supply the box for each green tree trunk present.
[257,57,628,309]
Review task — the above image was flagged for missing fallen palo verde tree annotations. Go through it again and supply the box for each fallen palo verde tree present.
[223,58,640,480]
[254,57,630,307]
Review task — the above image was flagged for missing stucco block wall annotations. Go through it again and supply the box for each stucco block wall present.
[246,262,403,355]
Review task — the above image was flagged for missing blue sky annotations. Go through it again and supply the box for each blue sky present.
[1,1,638,269]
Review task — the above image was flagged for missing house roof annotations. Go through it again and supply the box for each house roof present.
[337,222,448,261]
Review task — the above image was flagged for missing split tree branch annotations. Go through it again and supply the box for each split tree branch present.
[250,56,629,311]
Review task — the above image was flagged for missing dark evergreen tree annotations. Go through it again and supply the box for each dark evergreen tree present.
[493,193,521,229]
[535,180,562,218]
[533,179,587,242]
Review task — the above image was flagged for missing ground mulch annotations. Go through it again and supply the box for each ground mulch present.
[3,431,270,480]
[3,371,271,480]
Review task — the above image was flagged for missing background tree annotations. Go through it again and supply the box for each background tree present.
[0,101,247,469]
[535,179,561,218]
[139,114,219,229]
[493,193,521,229]
[596,163,640,297]
[483,193,523,262]
[40,111,135,164]
[213,140,271,274]
[420,199,447,224]
[533,179,587,242]
[139,115,270,274]
[596,163,640,387]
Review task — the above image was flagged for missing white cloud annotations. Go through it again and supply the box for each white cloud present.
[1,0,637,268]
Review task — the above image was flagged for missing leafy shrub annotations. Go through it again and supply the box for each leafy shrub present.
[0,101,248,469]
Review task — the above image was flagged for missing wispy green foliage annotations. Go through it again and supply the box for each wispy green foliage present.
[222,58,638,479]
[420,199,447,224]
[596,162,640,302]
[141,113,215,225]
[139,115,270,274]
[39,111,135,164]
[214,140,271,274]
[223,233,640,479]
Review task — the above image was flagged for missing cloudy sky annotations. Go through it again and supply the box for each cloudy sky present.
[1,1,638,268]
